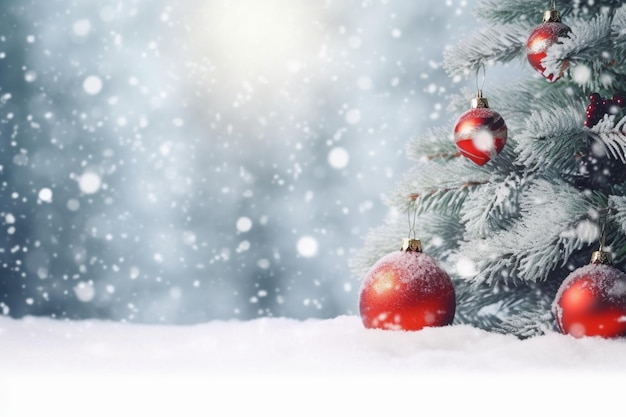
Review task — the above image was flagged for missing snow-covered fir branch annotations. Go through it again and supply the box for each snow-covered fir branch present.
[388,157,491,217]
[405,126,458,162]
[599,211,626,265]
[455,180,603,285]
[609,195,626,235]
[613,5,626,58]
[474,0,621,23]
[494,310,556,338]
[613,4,626,49]
[460,172,524,239]
[453,276,561,336]
[515,98,587,174]
[485,80,543,118]
[588,115,626,163]
[474,0,572,25]
[443,23,530,77]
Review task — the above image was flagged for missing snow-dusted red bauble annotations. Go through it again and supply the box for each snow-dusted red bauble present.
[526,18,571,82]
[553,262,626,338]
[359,239,456,331]
[454,96,507,166]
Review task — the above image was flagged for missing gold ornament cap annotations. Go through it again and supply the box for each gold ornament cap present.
[543,9,561,23]
[471,90,489,109]
[401,238,422,252]
[590,250,612,266]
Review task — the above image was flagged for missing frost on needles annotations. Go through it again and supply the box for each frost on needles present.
[351,0,626,338]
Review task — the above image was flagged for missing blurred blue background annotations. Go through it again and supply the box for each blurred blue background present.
[0,0,479,323]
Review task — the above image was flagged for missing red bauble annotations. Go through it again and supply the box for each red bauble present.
[553,263,626,338]
[359,241,455,331]
[526,21,571,82]
[454,105,507,166]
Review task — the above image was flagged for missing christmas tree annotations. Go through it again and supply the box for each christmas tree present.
[352,0,626,338]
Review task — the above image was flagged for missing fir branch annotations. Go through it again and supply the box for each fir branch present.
[608,228,626,265]
[587,114,626,162]
[515,183,606,278]
[613,5,626,58]
[389,178,477,218]
[474,0,573,25]
[446,90,472,116]
[493,311,556,338]
[609,195,626,236]
[411,181,487,216]
[453,276,561,337]
[394,158,492,199]
[460,173,524,238]
[405,126,458,162]
[443,23,531,78]
[387,158,492,216]
[486,81,540,118]
[455,179,601,285]
[614,3,626,24]
[515,99,587,174]
[417,213,466,260]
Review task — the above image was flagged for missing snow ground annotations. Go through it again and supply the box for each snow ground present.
[1,315,625,416]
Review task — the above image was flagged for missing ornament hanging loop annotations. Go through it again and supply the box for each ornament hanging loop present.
[403,199,422,252]
[475,63,486,95]
[406,199,418,239]
[544,0,561,22]
[600,210,607,251]
[472,64,489,109]
[591,208,612,265]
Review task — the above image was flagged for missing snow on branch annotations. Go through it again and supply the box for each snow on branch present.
[588,115,626,163]
[453,267,562,336]
[475,0,621,25]
[443,23,530,77]
[515,99,587,173]
[405,126,458,162]
[388,157,491,217]
[609,195,626,235]
[594,206,626,265]
[494,310,556,338]
[487,81,539,119]
[460,172,522,238]
[456,179,599,285]
[613,4,626,40]
[474,0,572,25]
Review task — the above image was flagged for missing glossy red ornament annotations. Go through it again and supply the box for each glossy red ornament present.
[359,239,456,331]
[526,10,571,82]
[454,93,507,166]
[553,262,626,338]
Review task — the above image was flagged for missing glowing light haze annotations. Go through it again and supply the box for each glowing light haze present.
[0,0,480,323]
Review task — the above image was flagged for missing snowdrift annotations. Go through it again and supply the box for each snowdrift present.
[1,315,624,416]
